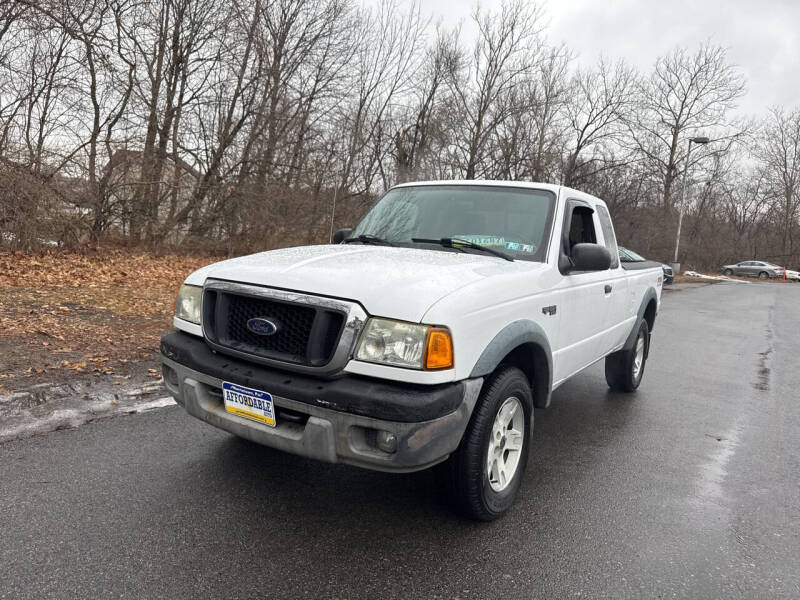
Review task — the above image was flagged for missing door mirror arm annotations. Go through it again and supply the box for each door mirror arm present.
[332,228,352,244]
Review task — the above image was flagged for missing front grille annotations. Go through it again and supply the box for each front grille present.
[227,294,315,358]
[202,288,346,366]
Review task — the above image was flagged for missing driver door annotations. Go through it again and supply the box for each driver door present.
[552,201,611,385]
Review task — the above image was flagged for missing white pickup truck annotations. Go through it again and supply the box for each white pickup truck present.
[161,181,663,520]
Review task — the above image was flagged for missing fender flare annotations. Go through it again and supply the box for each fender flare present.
[623,287,658,352]
[469,320,553,409]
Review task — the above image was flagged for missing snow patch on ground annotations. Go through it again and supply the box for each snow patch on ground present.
[0,379,176,443]
[684,271,749,282]
[130,397,176,412]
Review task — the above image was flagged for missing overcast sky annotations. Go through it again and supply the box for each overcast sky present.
[401,0,800,117]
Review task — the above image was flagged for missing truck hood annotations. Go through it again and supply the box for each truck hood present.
[186,244,543,322]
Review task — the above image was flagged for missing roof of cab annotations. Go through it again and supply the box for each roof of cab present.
[390,180,605,206]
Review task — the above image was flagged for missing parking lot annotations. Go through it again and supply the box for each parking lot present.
[2,281,799,599]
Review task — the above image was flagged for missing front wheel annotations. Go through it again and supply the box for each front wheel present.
[723,269,733,276]
[605,320,649,392]
[442,367,533,521]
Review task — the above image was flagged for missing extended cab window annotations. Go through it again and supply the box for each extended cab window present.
[595,205,620,268]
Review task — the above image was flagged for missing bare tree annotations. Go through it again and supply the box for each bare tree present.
[0,2,32,155]
[721,166,769,256]
[161,0,266,239]
[118,0,220,240]
[758,107,800,256]
[393,26,458,182]
[448,0,544,180]
[246,0,352,187]
[336,0,425,197]
[20,24,72,173]
[633,43,746,212]
[562,58,636,188]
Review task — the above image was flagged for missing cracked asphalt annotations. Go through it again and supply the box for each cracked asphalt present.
[1,282,799,599]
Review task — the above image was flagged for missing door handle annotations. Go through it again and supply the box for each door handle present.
[604,284,612,294]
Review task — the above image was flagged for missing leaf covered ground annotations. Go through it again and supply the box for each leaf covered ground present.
[0,249,217,393]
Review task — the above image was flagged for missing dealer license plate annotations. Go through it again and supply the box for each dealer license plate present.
[222,382,276,427]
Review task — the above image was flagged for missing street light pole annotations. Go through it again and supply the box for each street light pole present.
[328,185,338,243]
[673,136,711,265]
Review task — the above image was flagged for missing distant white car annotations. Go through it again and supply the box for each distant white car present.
[784,268,800,281]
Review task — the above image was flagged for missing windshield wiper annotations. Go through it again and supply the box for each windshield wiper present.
[411,237,514,262]
[343,234,395,246]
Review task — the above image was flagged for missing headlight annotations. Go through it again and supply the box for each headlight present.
[175,284,202,324]
[355,318,453,370]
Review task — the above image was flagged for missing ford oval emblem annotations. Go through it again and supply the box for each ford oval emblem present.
[246,317,279,336]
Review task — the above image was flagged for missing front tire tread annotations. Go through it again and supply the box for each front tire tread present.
[445,366,532,521]
[605,320,649,393]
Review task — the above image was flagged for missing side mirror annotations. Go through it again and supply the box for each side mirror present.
[570,243,611,271]
[332,228,352,244]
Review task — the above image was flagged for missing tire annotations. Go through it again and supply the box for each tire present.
[723,269,733,276]
[442,366,533,521]
[758,271,768,279]
[605,319,649,392]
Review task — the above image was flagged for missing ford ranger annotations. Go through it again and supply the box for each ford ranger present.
[160,181,663,520]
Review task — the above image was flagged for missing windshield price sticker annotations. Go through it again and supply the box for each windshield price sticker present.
[222,382,276,427]
[455,235,535,253]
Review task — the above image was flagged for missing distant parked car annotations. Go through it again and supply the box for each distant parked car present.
[720,261,784,279]
[619,247,673,284]
[661,264,674,285]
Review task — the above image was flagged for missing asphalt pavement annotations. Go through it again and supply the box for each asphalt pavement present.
[1,281,799,599]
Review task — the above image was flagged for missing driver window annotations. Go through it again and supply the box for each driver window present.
[559,202,601,274]
[568,206,597,250]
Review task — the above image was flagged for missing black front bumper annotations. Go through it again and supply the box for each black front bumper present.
[160,331,464,423]
[160,331,483,472]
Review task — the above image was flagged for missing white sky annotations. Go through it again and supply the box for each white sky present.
[393,0,800,117]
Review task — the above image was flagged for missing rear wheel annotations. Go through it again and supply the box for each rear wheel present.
[758,271,769,279]
[605,320,649,392]
[442,366,532,521]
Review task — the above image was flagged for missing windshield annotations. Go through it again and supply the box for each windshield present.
[351,185,556,262]
[619,247,646,262]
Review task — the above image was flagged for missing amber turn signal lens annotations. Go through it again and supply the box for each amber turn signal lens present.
[425,327,453,370]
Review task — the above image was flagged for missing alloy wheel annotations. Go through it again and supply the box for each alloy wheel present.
[487,396,525,492]
[632,333,645,381]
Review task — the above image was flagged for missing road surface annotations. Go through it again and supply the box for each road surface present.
[2,281,799,599]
